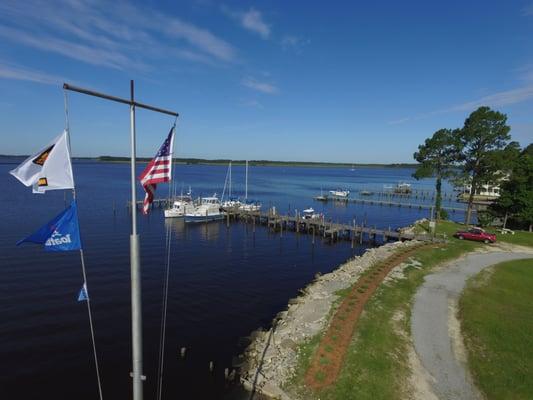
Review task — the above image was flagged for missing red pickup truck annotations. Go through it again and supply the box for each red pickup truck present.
[454,228,497,244]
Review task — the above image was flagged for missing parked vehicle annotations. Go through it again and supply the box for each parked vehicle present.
[453,228,496,243]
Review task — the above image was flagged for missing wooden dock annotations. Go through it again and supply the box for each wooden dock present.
[225,209,433,244]
[313,196,475,214]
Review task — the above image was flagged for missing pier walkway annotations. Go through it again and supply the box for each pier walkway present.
[126,200,438,244]
[224,209,433,244]
[313,196,475,214]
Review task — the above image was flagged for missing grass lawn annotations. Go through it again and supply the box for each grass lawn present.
[286,220,532,399]
[420,220,533,248]
[460,258,533,400]
[287,231,481,400]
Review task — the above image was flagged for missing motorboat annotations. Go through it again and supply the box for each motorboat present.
[302,208,321,220]
[239,199,261,212]
[394,182,412,193]
[329,189,350,198]
[221,197,243,211]
[164,197,195,218]
[185,195,225,223]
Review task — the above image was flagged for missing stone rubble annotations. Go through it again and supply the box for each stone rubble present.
[239,240,421,399]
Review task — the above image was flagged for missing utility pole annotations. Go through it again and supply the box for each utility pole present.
[64,81,178,400]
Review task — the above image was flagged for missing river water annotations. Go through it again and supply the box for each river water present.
[0,160,464,399]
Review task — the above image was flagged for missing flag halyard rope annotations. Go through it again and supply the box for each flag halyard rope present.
[157,120,177,400]
[64,90,104,400]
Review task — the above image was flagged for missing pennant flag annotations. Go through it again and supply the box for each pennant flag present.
[139,127,174,214]
[77,282,89,302]
[9,130,74,193]
[17,200,82,251]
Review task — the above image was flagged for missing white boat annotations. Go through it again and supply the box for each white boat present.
[164,198,195,218]
[240,199,261,212]
[164,187,194,218]
[302,208,322,220]
[394,182,412,193]
[329,189,350,198]
[185,195,225,223]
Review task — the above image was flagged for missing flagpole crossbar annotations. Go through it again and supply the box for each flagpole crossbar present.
[63,83,179,117]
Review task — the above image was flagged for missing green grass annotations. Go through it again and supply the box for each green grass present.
[460,258,533,400]
[420,220,533,248]
[287,237,481,400]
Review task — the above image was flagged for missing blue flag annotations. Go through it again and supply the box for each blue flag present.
[17,200,82,251]
[77,282,89,302]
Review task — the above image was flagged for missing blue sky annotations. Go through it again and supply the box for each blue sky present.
[0,0,532,163]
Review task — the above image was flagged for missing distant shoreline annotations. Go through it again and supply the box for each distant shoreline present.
[0,155,418,169]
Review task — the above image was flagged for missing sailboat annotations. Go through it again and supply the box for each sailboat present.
[221,161,242,210]
[350,164,356,171]
[239,160,261,211]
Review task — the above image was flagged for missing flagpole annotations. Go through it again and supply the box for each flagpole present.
[64,90,104,400]
[63,81,178,400]
[129,80,144,400]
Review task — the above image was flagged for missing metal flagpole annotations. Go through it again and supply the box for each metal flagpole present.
[129,80,143,400]
[63,81,179,400]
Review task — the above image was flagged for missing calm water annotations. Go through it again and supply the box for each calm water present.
[0,160,465,399]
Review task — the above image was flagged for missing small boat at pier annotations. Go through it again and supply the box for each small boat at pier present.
[164,188,194,218]
[329,189,350,198]
[394,182,412,193]
[185,195,225,223]
[302,208,322,220]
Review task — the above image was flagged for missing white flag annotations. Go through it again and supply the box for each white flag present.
[9,130,74,193]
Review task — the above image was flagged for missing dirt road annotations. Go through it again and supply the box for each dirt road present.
[411,251,532,400]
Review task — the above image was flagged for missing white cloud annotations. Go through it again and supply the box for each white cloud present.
[241,77,279,94]
[281,35,310,53]
[388,84,533,125]
[240,99,264,109]
[522,3,533,16]
[445,85,533,112]
[0,0,238,72]
[222,6,270,39]
[0,61,67,85]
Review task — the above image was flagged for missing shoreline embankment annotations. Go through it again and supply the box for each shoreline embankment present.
[239,239,421,400]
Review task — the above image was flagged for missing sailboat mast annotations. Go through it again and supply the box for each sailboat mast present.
[245,160,248,200]
[229,161,232,199]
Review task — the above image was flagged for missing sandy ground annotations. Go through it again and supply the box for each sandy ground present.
[410,250,533,400]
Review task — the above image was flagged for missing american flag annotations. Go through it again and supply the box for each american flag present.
[139,127,174,214]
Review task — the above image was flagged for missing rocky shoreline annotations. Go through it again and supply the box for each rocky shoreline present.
[238,239,421,399]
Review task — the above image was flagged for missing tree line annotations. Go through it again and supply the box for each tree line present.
[413,106,532,232]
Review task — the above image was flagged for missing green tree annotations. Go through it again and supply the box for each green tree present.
[457,106,512,225]
[413,128,459,219]
[492,145,533,231]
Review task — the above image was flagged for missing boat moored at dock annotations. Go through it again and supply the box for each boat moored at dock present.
[329,189,350,198]
[185,195,225,223]
[164,197,195,218]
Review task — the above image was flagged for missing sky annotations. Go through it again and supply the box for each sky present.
[0,0,532,163]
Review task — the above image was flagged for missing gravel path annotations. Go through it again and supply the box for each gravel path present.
[411,251,533,400]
